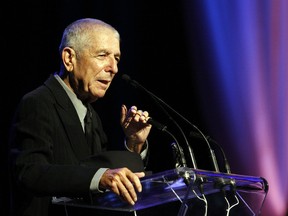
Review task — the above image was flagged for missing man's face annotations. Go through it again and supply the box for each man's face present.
[69,27,121,103]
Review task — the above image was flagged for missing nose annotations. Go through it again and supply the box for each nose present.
[106,56,118,74]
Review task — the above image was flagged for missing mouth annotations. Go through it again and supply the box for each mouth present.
[97,79,111,89]
[99,79,111,84]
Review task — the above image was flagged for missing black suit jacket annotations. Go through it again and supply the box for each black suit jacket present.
[9,74,144,216]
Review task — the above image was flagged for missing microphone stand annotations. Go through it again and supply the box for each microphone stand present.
[190,131,231,174]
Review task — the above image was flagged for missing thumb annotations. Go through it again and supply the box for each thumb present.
[120,104,127,125]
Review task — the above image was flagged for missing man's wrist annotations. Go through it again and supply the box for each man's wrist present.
[124,139,148,153]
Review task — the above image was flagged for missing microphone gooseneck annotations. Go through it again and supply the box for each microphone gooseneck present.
[146,117,187,168]
[122,74,231,173]
[190,131,231,173]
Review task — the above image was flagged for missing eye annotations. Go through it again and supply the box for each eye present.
[98,53,108,58]
[115,56,120,63]
[96,50,108,58]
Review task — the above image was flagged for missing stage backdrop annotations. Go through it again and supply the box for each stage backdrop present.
[183,1,288,216]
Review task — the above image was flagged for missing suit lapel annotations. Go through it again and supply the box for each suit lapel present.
[44,75,92,160]
[57,107,92,159]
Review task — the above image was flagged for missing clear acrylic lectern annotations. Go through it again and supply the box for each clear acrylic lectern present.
[52,167,268,216]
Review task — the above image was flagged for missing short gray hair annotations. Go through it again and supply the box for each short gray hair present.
[59,18,120,55]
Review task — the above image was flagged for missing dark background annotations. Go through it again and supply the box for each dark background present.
[1,1,233,215]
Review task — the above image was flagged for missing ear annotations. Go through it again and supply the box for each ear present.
[62,47,76,72]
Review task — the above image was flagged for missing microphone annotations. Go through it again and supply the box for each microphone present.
[122,74,229,173]
[147,118,167,131]
[122,74,141,89]
[122,74,198,169]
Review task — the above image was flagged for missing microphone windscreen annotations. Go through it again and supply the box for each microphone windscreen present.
[122,74,131,82]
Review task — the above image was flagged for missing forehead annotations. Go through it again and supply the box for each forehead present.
[89,27,120,51]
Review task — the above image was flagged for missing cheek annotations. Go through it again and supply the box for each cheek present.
[86,69,99,84]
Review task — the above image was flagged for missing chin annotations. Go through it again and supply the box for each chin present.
[90,87,106,98]
[94,92,106,99]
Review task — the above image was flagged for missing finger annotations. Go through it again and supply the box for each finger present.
[135,110,149,123]
[130,172,144,193]
[117,177,138,205]
[134,110,143,121]
[122,106,136,128]
[103,169,136,205]
[121,184,137,205]
[142,111,149,118]
[129,106,138,115]
[135,172,145,178]
[121,170,145,203]
[123,106,138,123]
[140,111,149,122]
[114,168,142,204]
